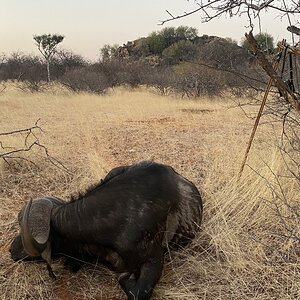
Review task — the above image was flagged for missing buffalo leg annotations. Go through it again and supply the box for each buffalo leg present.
[119,246,164,300]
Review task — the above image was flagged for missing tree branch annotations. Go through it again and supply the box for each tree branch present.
[245,31,300,113]
[0,120,68,172]
[160,1,300,25]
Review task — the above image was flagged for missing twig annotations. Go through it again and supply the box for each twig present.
[0,119,69,172]
[238,77,273,177]
[160,1,300,25]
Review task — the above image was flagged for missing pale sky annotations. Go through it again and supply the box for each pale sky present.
[0,0,297,61]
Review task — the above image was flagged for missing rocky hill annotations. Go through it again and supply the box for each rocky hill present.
[115,33,251,69]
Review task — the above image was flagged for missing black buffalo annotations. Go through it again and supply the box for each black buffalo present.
[10,161,203,300]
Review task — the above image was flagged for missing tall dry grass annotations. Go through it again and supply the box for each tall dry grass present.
[0,84,299,299]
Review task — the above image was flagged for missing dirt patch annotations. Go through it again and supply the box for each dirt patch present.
[126,116,175,124]
[181,108,214,114]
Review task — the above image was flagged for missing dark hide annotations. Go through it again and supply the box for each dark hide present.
[10,233,124,273]
[11,161,203,300]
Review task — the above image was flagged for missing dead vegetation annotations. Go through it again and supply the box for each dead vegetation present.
[0,84,299,299]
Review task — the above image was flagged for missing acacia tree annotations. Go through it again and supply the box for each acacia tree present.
[33,34,64,82]
[100,44,119,62]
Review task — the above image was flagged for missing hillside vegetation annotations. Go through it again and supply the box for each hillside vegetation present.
[0,85,299,299]
[0,26,266,97]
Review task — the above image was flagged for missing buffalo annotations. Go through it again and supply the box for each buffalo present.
[10,161,203,300]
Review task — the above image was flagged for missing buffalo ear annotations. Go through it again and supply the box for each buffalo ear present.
[27,198,53,245]
[19,198,56,278]
[19,198,53,255]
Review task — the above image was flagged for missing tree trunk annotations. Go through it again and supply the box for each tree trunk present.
[245,31,300,114]
[46,60,51,82]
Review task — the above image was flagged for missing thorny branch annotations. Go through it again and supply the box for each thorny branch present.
[160,0,300,25]
[0,119,68,172]
[0,119,43,137]
[160,0,300,265]
[189,60,267,86]
[240,94,300,254]
[247,158,300,246]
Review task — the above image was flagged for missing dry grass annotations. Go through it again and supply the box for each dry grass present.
[0,84,299,299]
